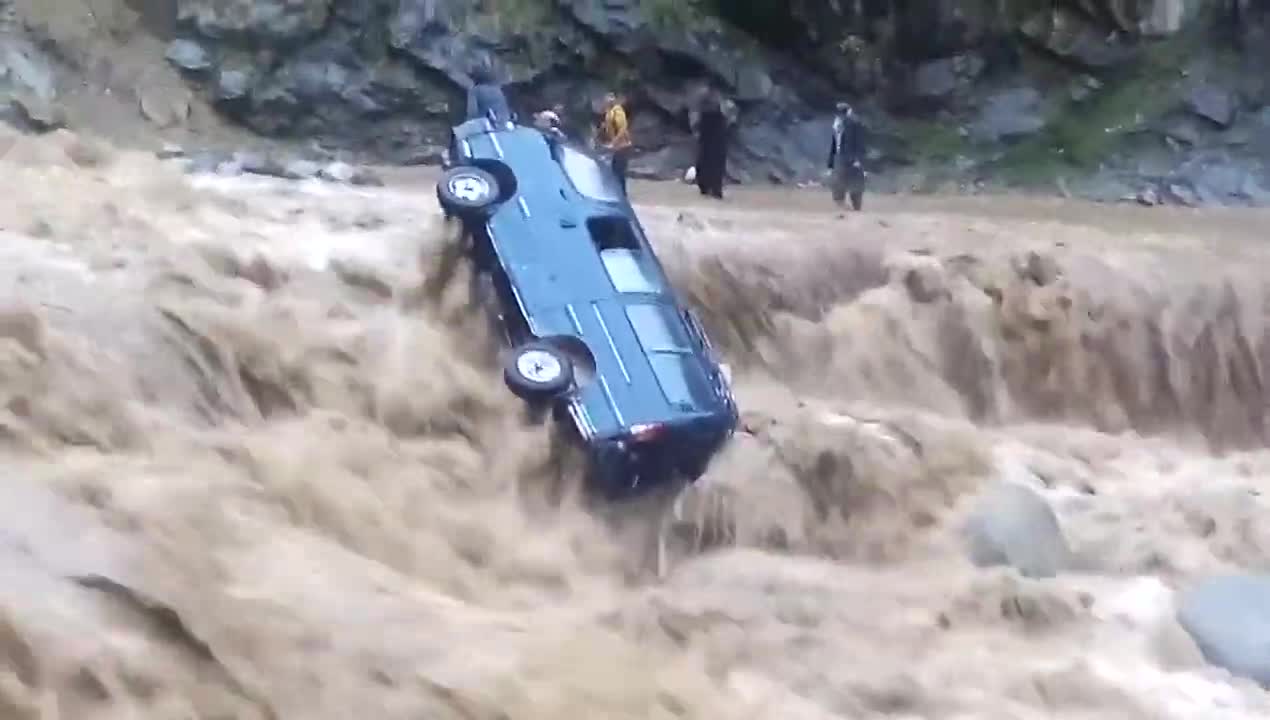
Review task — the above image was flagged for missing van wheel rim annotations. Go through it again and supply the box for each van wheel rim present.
[449,174,491,202]
[517,350,563,384]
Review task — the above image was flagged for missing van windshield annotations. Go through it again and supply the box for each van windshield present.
[557,145,625,203]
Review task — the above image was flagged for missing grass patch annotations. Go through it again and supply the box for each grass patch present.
[991,29,1204,184]
[641,0,701,30]
[483,0,554,33]
[890,119,971,163]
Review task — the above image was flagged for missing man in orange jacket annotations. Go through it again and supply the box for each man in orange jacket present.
[597,92,633,194]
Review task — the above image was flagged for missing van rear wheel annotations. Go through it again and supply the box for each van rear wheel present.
[504,341,574,401]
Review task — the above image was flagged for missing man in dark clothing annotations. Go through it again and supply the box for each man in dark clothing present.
[446,61,513,175]
[827,101,867,211]
[692,88,732,200]
[465,63,513,125]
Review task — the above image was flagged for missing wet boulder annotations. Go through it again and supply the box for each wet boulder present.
[165,39,213,72]
[1177,574,1270,686]
[962,481,1072,579]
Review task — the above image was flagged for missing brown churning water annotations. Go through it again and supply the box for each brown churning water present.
[0,126,1268,718]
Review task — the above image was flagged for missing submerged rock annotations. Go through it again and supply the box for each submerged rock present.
[1177,574,1270,686]
[963,481,1071,579]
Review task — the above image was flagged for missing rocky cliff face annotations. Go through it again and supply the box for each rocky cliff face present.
[8,0,1270,201]
[161,0,822,181]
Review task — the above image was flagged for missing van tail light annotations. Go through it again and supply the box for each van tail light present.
[629,423,665,443]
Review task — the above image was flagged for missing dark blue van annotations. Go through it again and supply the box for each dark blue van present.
[437,117,738,500]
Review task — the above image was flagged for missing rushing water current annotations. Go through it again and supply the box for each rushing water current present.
[0,128,1269,719]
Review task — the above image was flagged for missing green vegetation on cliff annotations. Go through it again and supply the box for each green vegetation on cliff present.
[992,21,1211,184]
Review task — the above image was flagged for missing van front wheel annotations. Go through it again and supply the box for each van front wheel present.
[437,166,500,219]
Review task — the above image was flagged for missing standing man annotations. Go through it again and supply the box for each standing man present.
[466,60,513,125]
[448,59,513,174]
[597,92,633,194]
[691,87,732,200]
[827,101,867,211]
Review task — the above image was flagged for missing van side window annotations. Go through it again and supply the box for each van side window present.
[587,216,638,250]
[625,303,689,353]
[588,217,663,294]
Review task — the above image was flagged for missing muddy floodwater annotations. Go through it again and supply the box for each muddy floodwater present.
[0,128,1269,720]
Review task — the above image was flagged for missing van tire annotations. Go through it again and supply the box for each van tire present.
[437,166,500,219]
[504,341,574,400]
